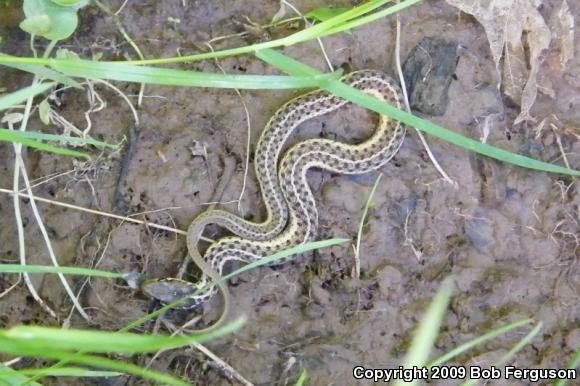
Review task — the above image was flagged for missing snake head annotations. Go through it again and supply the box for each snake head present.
[139,278,206,310]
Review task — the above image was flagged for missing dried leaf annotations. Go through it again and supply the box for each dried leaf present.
[445,0,552,123]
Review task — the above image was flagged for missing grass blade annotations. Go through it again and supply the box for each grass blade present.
[0,264,123,278]
[283,0,393,45]
[459,322,543,386]
[0,318,245,355]
[0,128,114,149]
[256,49,580,176]
[0,82,55,111]
[554,349,580,386]
[0,364,43,386]
[222,238,349,282]
[497,322,543,364]
[0,54,82,89]
[320,0,423,37]
[393,280,452,386]
[3,367,122,378]
[51,59,343,89]
[4,350,189,386]
[0,130,89,158]
[428,319,533,367]
[294,370,307,386]
[0,56,342,89]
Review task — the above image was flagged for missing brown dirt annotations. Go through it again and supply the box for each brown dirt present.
[0,0,578,385]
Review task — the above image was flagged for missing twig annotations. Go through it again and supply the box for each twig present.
[0,274,21,299]
[0,188,216,238]
[159,319,254,386]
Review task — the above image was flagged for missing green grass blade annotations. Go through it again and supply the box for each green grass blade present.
[221,238,349,282]
[4,350,189,386]
[0,82,55,111]
[0,130,89,158]
[393,280,452,386]
[428,319,533,367]
[52,59,343,89]
[459,322,543,386]
[0,128,114,149]
[0,364,43,386]
[0,54,82,89]
[283,0,393,45]
[256,49,580,176]
[554,349,580,386]
[122,238,349,331]
[497,322,543,364]
[0,318,245,355]
[0,264,123,278]
[320,0,423,37]
[295,370,307,386]
[0,55,343,89]
[3,367,122,378]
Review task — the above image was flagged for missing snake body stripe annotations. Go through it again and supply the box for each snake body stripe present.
[142,70,406,313]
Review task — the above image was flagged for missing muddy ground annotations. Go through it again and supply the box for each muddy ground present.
[0,0,579,385]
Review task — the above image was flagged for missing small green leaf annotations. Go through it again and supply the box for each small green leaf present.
[38,99,51,125]
[19,15,51,35]
[22,0,88,40]
[306,7,350,22]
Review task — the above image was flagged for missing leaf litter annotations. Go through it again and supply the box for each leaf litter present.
[445,0,574,124]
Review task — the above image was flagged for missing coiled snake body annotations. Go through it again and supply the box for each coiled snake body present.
[142,70,406,325]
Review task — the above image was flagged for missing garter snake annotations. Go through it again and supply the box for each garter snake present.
[142,70,406,330]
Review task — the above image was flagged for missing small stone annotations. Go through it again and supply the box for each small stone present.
[403,37,459,116]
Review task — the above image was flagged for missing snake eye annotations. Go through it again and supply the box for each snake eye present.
[140,279,204,310]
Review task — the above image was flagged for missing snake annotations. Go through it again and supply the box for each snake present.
[141,70,406,330]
